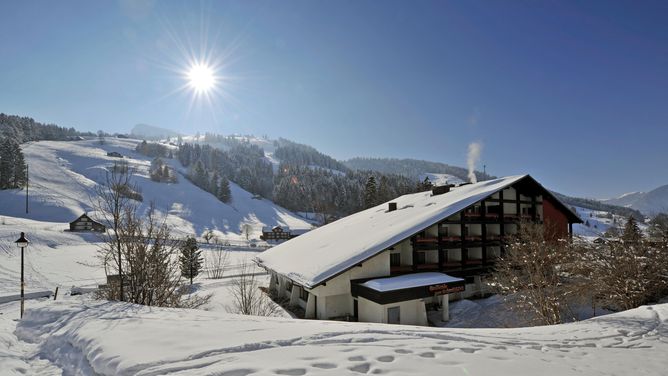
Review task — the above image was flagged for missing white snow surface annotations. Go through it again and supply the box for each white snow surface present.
[257,175,526,288]
[361,272,463,292]
[5,298,668,376]
[0,138,311,240]
[419,172,465,186]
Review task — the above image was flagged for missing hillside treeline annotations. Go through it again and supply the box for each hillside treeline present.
[344,157,496,182]
[0,113,96,190]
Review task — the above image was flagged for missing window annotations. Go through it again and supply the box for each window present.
[390,253,401,267]
[387,306,400,324]
[285,281,292,292]
[416,252,426,264]
[441,226,448,236]
[299,287,309,301]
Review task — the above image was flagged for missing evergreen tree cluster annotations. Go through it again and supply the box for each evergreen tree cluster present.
[149,158,178,183]
[135,140,172,158]
[0,138,27,189]
[177,143,260,203]
[0,113,93,142]
[274,138,349,172]
[344,157,496,183]
[273,164,416,216]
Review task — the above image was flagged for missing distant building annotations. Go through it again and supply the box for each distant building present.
[69,213,106,232]
[261,226,311,242]
[257,175,582,326]
[106,151,123,158]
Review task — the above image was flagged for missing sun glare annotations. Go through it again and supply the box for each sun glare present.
[187,63,216,93]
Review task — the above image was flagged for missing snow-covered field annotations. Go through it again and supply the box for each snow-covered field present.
[0,137,311,241]
[1,296,666,376]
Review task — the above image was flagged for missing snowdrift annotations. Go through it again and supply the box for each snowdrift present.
[12,299,668,376]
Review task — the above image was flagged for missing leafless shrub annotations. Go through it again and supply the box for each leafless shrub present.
[227,261,281,316]
[205,247,230,279]
[490,222,582,325]
[578,237,668,311]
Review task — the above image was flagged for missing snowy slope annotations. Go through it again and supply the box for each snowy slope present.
[572,206,648,238]
[419,172,465,186]
[0,138,311,240]
[604,185,668,216]
[3,297,667,376]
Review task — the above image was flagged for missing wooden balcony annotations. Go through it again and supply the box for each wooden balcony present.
[415,263,439,271]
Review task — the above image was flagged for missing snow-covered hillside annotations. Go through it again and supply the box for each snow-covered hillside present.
[604,185,668,216]
[2,297,667,375]
[419,172,465,186]
[572,206,648,238]
[0,138,311,240]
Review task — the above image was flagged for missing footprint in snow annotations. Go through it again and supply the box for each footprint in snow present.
[274,369,306,376]
[348,363,371,374]
[311,363,337,369]
[376,356,394,363]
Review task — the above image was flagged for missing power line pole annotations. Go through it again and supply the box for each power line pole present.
[25,164,29,214]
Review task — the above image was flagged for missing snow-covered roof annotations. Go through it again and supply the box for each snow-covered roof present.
[257,175,532,288]
[361,272,464,292]
[290,228,311,235]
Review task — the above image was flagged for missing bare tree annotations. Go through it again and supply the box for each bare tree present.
[205,246,230,279]
[95,161,138,301]
[95,163,209,308]
[202,228,215,244]
[581,238,668,311]
[228,261,281,316]
[490,222,581,325]
[240,224,253,242]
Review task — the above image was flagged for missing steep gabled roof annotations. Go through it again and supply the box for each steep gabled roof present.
[256,175,580,289]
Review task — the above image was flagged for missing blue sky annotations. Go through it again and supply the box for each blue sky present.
[1,0,667,198]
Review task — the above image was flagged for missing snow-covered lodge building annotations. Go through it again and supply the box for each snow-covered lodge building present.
[256,175,581,326]
[260,226,310,242]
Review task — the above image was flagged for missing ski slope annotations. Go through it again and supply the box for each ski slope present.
[0,138,311,241]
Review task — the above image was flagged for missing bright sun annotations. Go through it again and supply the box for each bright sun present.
[187,63,216,93]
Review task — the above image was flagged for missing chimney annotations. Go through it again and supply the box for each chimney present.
[388,202,397,212]
[431,185,452,196]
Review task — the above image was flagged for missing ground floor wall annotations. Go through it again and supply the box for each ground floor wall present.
[357,296,428,326]
[268,267,488,325]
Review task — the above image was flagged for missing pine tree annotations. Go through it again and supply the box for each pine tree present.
[13,146,26,188]
[218,175,231,203]
[622,216,643,243]
[420,177,433,192]
[364,176,377,209]
[0,138,26,189]
[0,138,11,189]
[179,236,203,285]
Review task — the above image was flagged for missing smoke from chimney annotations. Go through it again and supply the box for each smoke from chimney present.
[467,142,482,183]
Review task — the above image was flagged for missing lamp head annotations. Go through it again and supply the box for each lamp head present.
[15,232,29,248]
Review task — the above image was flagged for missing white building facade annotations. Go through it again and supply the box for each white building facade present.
[258,175,581,326]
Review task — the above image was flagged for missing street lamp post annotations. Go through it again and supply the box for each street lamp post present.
[15,232,29,319]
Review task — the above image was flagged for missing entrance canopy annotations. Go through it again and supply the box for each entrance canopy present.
[351,272,465,305]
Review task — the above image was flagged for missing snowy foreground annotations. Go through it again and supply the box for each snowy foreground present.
[2,298,667,376]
